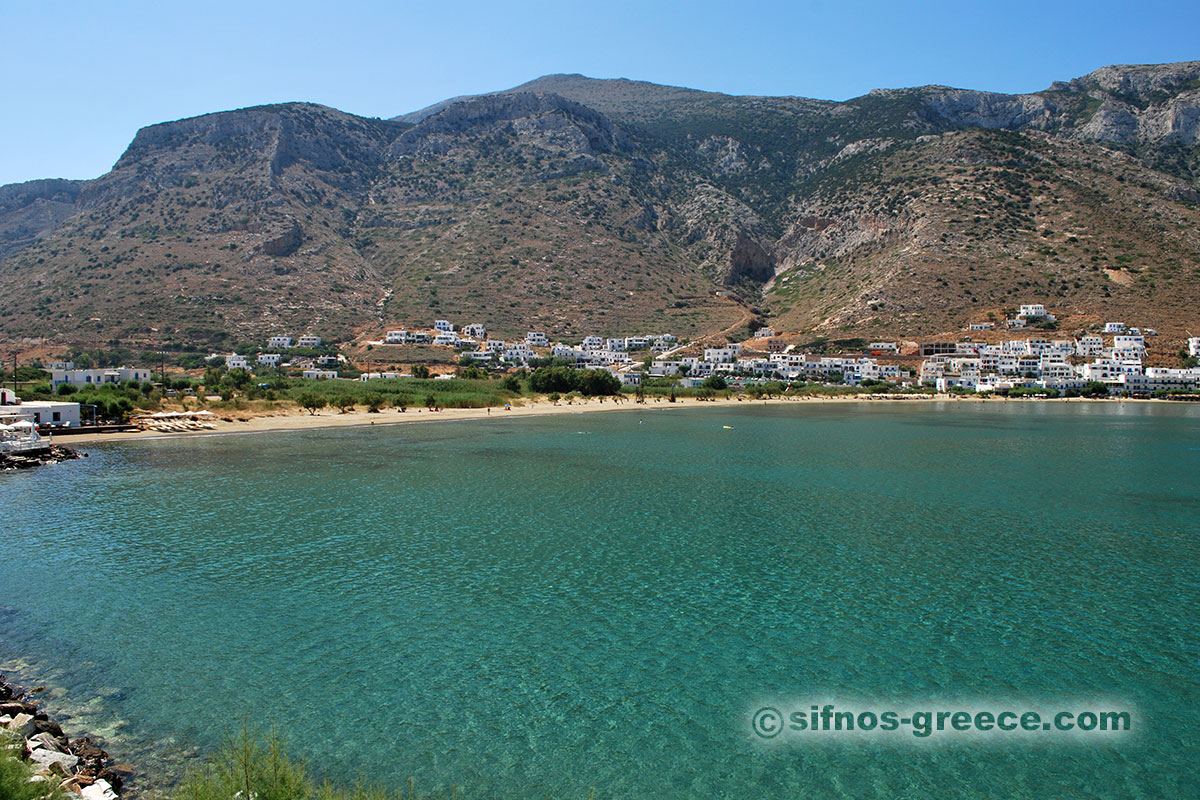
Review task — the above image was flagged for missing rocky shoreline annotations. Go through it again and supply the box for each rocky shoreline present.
[1,674,131,799]
[0,445,83,471]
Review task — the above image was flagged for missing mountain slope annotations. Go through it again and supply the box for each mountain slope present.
[1,62,1198,351]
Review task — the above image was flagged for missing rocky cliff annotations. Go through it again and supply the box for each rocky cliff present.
[1,62,1198,348]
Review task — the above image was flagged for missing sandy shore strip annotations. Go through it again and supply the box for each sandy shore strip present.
[54,394,948,444]
[48,392,1155,446]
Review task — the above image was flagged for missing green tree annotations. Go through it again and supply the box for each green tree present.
[298,392,326,415]
[364,392,386,413]
[425,393,436,409]
[411,365,431,379]
[332,394,355,414]
[576,369,621,396]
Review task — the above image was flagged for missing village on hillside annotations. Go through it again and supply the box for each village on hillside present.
[4,301,1200,452]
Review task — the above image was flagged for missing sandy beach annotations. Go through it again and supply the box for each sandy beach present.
[49,391,1149,446]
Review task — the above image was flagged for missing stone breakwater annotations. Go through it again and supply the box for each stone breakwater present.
[0,445,83,471]
[1,675,131,799]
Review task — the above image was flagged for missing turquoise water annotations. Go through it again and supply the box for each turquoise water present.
[1,402,1198,798]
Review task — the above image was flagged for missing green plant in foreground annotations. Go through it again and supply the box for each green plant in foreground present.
[175,725,609,800]
[0,731,65,800]
[177,726,309,800]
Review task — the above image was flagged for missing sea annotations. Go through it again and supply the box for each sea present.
[1,401,1197,798]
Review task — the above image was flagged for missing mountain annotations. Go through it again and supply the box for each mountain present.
[1,62,1199,352]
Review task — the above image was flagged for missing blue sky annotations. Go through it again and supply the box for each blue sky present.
[1,0,1196,185]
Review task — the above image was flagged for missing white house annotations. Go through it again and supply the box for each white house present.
[257,354,281,367]
[434,320,455,333]
[385,330,409,344]
[754,326,775,338]
[503,344,535,362]
[297,335,322,347]
[268,336,293,349]
[360,372,402,380]
[433,333,461,347]
[462,323,487,339]
[0,399,82,428]
[552,345,585,362]
[605,338,626,352]
[967,323,994,331]
[1104,322,1126,334]
[525,331,549,347]
[1018,304,1051,319]
[225,354,249,370]
[49,367,152,387]
[582,336,604,349]
[703,345,742,363]
[1112,335,1147,359]
[1189,338,1200,357]
[46,361,74,370]
[1076,336,1104,357]
[302,369,338,380]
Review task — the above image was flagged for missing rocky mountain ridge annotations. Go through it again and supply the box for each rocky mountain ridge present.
[1,61,1198,349]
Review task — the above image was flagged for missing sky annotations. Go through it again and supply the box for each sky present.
[1,0,1197,186]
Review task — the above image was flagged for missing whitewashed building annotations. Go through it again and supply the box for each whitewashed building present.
[257,354,281,367]
[297,335,322,347]
[50,367,152,387]
[268,336,293,349]
[0,399,82,428]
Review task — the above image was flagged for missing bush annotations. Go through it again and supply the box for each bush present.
[0,731,65,800]
[56,382,78,396]
[298,393,327,415]
[528,367,619,396]
[177,727,309,800]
